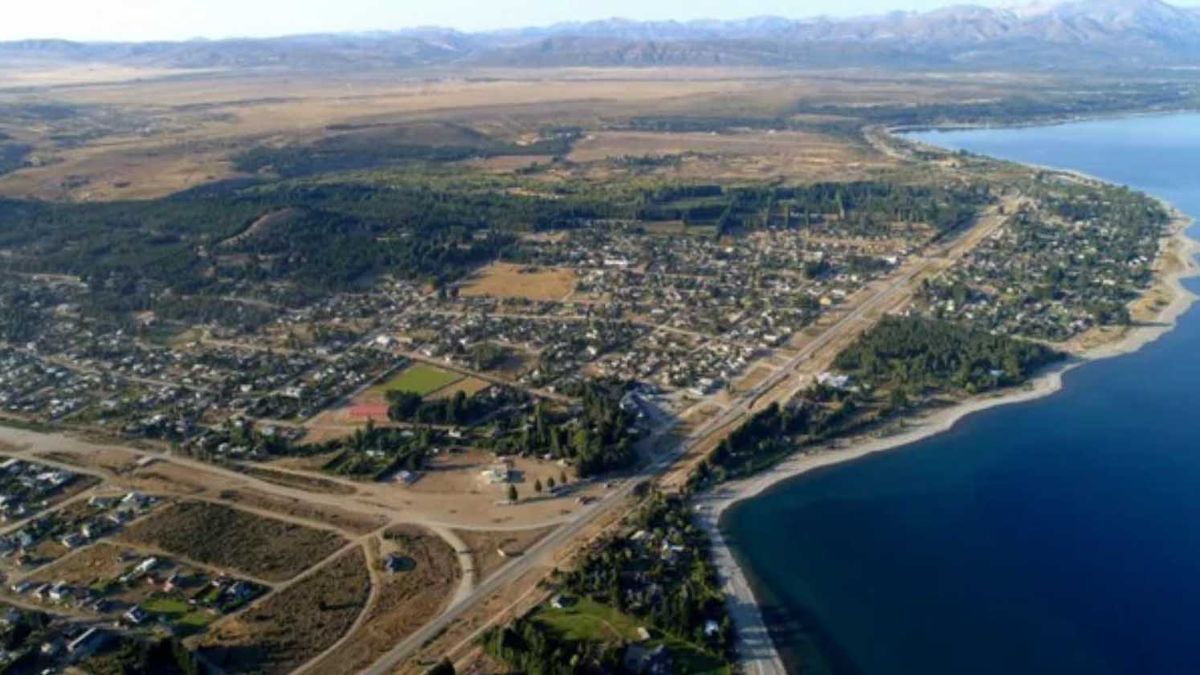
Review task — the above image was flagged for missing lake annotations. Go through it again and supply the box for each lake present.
[721,114,1200,675]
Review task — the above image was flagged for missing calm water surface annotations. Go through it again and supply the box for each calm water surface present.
[722,114,1200,675]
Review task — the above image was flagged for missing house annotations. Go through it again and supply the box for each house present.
[482,459,513,484]
[47,582,72,603]
[61,533,85,549]
[816,372,852,390]
[134,556,159,575]
[87,495,117,509]
[226,581,257,602]
[123,605,150,625]
[67,628,109,660]
[121,491,146,506]
[550,594,575,609]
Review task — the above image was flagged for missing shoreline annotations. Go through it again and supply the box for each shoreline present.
[697,170,1200,675]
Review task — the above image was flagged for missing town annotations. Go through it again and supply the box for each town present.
[0,11,1189,672]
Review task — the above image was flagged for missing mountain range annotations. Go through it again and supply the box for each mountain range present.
[4,0,1200,71]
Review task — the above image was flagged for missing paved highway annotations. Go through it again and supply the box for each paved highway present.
[361,206,1007,674]
[358,257,932,675]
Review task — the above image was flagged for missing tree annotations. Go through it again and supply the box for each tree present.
[534,479,543,494]
[547,476,556,490]
[560,470,569,484]
[507,484,519,503]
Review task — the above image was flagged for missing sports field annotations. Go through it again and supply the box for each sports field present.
[373,364,463,397]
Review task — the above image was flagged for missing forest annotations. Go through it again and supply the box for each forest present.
[693,316,1063,483]
[0,162,1001,335]
[234,127,580,178]
[834,315,1063,395]
[488,380,639,478]
[0,174,620,324]
[387,386,527,426]
[636,181,992,236]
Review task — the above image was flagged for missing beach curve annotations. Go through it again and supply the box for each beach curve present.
[696,185,1200,675]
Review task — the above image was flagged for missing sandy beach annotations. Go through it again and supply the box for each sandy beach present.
[697,198,1200,675]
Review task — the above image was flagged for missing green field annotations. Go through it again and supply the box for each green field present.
[373,364,462,397]
[534,598,729,674]
[535,598,643,642]
[143,597,190,614]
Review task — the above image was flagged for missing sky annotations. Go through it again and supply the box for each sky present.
[2,0,1013,42]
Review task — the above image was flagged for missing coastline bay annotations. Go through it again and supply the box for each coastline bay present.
[720,113,1200,675]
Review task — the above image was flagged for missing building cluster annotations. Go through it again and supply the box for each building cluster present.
[917,183,1165,341]
[0,459,85,522]
[0,491,157,569]
[0,194,957,458]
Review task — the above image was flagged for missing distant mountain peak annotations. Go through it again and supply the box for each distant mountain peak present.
[4,0,1200,71]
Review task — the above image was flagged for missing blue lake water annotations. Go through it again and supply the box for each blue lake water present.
[721,114,1200,675]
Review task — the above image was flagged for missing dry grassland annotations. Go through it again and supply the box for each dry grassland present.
[426,376,492,400]
[0,67,1025,200]
[199,547,370,675]
[238,465,356,496]
[218,488,385,536]
[305,526,461,675]
[23,541,128,587]
[454,525,558,582]
[117,501,347,582]
[459,262,577,302]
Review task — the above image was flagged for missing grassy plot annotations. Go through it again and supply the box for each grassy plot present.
[533,598,729,674]
[534,597,643,642]
[143,597,213,630]
[372,364,462,397]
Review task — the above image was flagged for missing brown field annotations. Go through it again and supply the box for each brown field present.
[305,526,461,675]
[132,465,212,495]
[0,66,1053,201]
[732,364,775,393]
[0,64,213,87]
[34,448,140,475]
[427,376,492,400]
[292,422,358,445]
[454,525,558,582]
[117,501,347,582]
[238,465,356,496]
[199,547,370,675]
[22,541,128,588]
[568,129,887,182]
[459,262,577,302]
[0,143,237,201]
[408,448,575,498]
[218,488,386,536]
[264,450,344,473]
